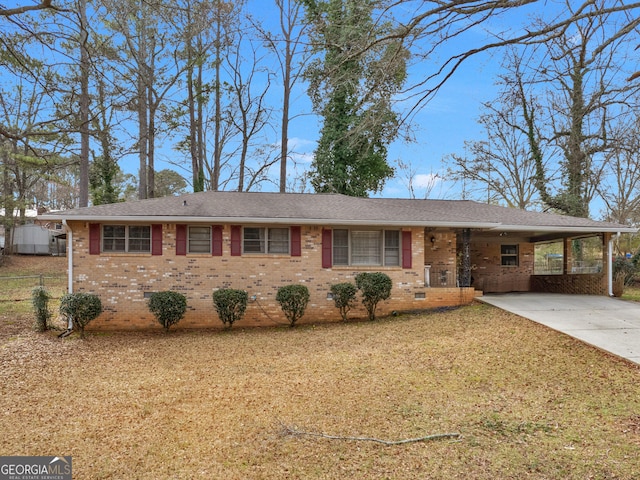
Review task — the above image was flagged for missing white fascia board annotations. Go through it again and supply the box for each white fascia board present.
[41,214,503,229]
[495,225,638,234]
[42,215,635,233]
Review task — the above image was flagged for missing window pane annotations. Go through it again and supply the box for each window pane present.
[103,225,126,252]
[570,236,603,274]
[534,241,563,275]
[128,226,151,252]
[188,226,211,253]
[384,230,400,266]
[333,229,349,265]
[351,231,381,265]
[244,227,264,253]
[501,244,518,266]
[268,228,289,254]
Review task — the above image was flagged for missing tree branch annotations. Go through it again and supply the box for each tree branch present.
[0,1,53,17]
[279,422,461,445]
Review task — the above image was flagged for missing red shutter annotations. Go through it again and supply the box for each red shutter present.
[152,224,163,255]
[402,230,412,269]
[89,223,100,255]
[231,225,242,256]
[322,228,332,268]
[212,225,223,256]
[176,224,187,255]
[291,226,301,257]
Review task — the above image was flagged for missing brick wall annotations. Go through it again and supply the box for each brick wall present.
[530,273,607,295]
[469,239,534,293]
[68,222,476,330]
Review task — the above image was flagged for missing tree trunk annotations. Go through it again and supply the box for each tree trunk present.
[279,43,291,193]
[212,16,222,191]
[78,0,90,207]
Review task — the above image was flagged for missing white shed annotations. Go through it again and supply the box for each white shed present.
[12,224,61,255]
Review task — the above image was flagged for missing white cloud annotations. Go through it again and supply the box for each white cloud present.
[414,173,442,188]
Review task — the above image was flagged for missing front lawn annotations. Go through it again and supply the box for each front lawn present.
[1,301,640,479]
[622,284,640,303]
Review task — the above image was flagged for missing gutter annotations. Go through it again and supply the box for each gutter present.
[62,219,73,330]
[39,215,503,229]
[40,214,637,233]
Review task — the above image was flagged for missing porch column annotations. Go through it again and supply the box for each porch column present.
[460,228,471,287]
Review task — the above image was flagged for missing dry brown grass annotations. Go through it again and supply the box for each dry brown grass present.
[1,257,640,478]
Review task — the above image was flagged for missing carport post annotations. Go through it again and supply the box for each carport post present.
[63,219,73,329]
[608,232,620,297]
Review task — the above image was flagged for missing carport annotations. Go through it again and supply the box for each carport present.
[479,293,640,365]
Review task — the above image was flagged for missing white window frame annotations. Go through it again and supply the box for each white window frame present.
[243,227,290,254]
[333,229,400,266]
[102,225,151,253]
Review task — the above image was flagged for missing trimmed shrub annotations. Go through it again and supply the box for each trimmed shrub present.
[276,284,310,327]
[355,272,392,321]
[212,288,248,328]
[330,282,357,321]
[31,286,51,332]
[59,292,103,338]
[148,291,187,332]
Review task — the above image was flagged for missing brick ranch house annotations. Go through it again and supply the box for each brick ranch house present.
[40,191,636,330]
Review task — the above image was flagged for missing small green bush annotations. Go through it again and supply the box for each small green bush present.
[148,291,187,332]
[330,282,357,321]
[355,272,392,321]
[276,284,310,327]
[31,286,51,332]
[212,288,248,328]
[59,292,103,338]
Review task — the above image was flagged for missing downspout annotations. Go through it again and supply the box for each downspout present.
[608,232,620,297]
[63,219,73,329]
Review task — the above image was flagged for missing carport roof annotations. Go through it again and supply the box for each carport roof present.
[39,191,636,234]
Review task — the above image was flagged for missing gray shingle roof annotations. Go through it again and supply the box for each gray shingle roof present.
[39,191,635,233]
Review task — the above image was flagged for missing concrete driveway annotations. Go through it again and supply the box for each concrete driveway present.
[478,293,640,365]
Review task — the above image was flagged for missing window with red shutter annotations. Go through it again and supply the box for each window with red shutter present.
[322,228,332,268]
[212,226,223,256]
[231,225,242,256]
[402,231,412,269]
[152,224,163,255]
[291,226,301,257]
[176,224,187,255]
[89,223,100,255]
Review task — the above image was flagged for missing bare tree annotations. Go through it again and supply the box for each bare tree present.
[446,65,545,210]
[255,0,311,192]
[598,113,640,225]
[225,35,273,191]
[395,158,442,199]
[351,1,640,124]
[449,2,640,217]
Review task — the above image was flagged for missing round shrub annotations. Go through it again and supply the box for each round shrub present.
[355,272,392,321]
[59,292,103,338]
[148,291,187,332]
[330,282,357,321]
[276,284,310,327]
[212,288,248,328]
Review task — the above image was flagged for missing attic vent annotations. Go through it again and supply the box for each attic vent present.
[183,200,188,206]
